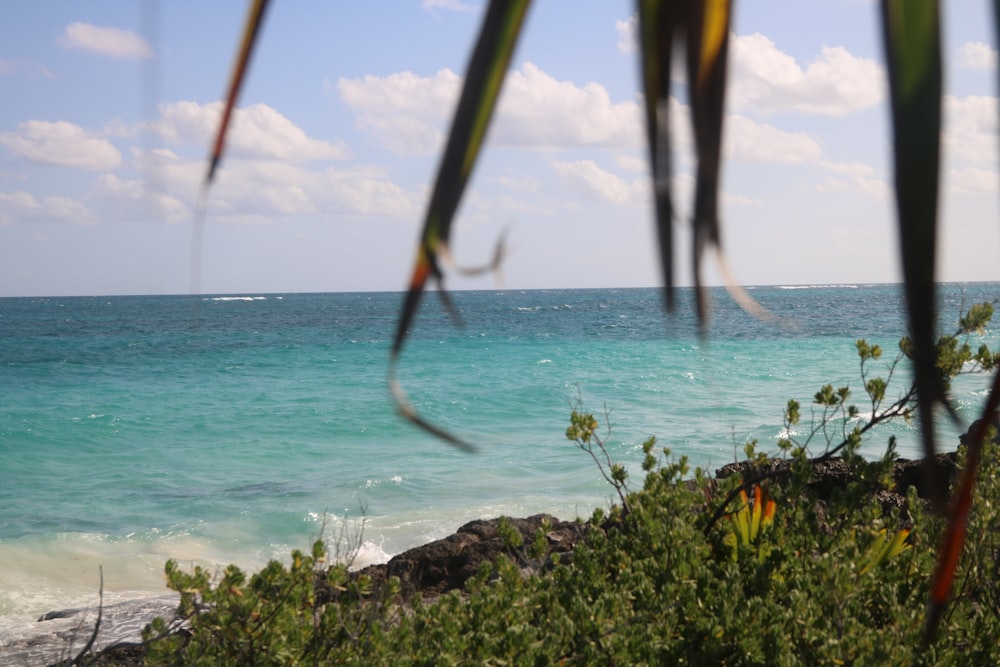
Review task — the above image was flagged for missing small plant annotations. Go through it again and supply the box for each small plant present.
[724,483,776,562]
[859,527,912,575]
[565,402,631,513]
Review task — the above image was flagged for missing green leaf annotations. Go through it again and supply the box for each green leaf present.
[880,0,945,473]
[389,0,531,450]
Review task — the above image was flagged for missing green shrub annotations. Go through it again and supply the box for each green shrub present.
[136,303,1000,664]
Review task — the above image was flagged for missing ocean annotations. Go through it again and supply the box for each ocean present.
[1,283,998,637]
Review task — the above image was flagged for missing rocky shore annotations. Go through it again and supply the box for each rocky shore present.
[2,447,974,666]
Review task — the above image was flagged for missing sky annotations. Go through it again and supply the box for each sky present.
[0,0,998,297]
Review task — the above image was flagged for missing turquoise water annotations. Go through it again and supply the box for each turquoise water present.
[1,284,998,630]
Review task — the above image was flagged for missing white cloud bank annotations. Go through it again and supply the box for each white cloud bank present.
[339,62,643,155]
[730,33,884,116]
[0,191,95,226]
[150,101,351,162]
[0,120,122,169]
[58,22,153,59]
[421,0,477,12]
[958,41,998,71]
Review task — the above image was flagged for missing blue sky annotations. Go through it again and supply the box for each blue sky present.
[0,0,998,296]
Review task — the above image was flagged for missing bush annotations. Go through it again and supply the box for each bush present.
[135,304,1000,665]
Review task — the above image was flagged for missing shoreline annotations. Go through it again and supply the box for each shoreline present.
[2,446,972,666]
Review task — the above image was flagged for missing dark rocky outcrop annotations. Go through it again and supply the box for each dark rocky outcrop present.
[356,514,585,600]
[0,595,180,667]
[716,452,960,507]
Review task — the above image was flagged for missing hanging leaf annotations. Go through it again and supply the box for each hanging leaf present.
[637,1,764,325]
[685,0,732,323]
[636,0,682,311]
[389,0,531,451]
[879,1,944,493]
[205,0,271,188]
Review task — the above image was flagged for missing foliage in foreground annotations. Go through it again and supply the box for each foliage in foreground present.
[138,305,1000,665]
[139,442,1000,666]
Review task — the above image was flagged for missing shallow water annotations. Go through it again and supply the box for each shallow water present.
[1,283,997,632]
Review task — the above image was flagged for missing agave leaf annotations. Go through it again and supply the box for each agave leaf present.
[858,528,889,575]
[205,0,271,187]
[925,369,1000,642]
[749,484,763,541]
[761,496,776,530]
[389,0,531,451]
[733,488,750,545]
[879,1,944,492]
[885,527,911,560]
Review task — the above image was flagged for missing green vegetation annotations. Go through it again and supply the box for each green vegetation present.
[129,304,1000,665]
[198,1,1000,647]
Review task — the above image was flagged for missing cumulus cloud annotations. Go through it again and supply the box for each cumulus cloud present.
[617,14,638,54]
[422,0,476,11]
[206,161,416,220]
[490,173,540,193]
[0,191,95,225]
[947,166,998,195]
[958,42,997,70]
[495,63,642,149]
[338,69,460,154]
[0,120,121,169]
[944,95,998,164]
[58,22,153,59]
[338,62,641,155]
[816,160,889,198]
[94,172,190,224]
[724,115,823,163]
[150,101,351,162]
[553,159,647,204]
[121,147,415,223]
[730,33,884,116]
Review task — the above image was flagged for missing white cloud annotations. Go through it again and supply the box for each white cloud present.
[122,147,415,223]
[552,160,646,204]
[730,33,884,116]
[615,154,647,172]
[495,62,642,149]
[724,115,824,163]
[209,161,416,220]
[0,120,122,169]
[723,193,763,208]
[150,101,351,162]
[490,173,539,193]
[958,42,997,71]
[94,173,190,224]
[0,191,95,225]
[944,95,998,164]
[947,166,998,195]
[617,14,637,54]
[338,69,460,154]
[338,62,642,155]
[58,22,153,59]
[422,0,476,11]
[945,167,1000,195]
[816,160,888,198]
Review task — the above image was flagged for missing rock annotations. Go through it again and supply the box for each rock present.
[0,594,179,667]
[715,451,961,521]
[356,514,585,599]
[959,413,1000,447]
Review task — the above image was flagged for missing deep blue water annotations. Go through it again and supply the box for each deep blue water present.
[0,283,997,628]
